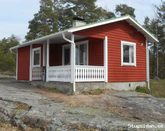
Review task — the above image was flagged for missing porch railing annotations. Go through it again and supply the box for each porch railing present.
[75,66,105,82]
[48,66,71,82]
[46,65,105,82]
[32,67,43,80]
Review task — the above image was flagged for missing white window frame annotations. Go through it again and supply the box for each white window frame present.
[62,40,89,65]
[76,40,89,65]
[32,47,41,68]
[62,44,71,65]
[121,41,136,66]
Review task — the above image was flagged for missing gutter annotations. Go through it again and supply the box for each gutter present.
[10,30,68,51]
[62,32,76,93]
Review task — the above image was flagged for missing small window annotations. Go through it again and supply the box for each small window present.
[121,41,136,66]
[32,48,41,67]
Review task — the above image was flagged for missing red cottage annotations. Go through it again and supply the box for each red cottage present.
[11,16,158,93]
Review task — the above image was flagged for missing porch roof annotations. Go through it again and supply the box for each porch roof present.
[11,15,158,50]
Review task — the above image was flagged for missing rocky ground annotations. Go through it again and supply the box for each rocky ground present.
[0,78,165,131]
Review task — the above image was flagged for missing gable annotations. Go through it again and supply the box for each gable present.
[74,20,145,42]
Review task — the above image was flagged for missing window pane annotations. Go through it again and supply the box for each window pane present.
[79,44,87,65]
[123,45,129,63]
[76,45,79,65]
[33,50,40,66]
[64,47,70,65]
[129,46,134,63]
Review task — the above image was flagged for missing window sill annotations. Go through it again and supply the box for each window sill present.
[121,63,136,67]
[32,65,40,68]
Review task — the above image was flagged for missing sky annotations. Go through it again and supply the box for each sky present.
[0,0,163,41]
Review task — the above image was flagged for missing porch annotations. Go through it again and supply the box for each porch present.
[30,33,108,83]
[32,65,105,82]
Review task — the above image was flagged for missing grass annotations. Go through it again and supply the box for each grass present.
[82,88,105,95]
[135,79,165,98]
[150,79,165,98]
[135,86,150,94]
[47,88,63,93]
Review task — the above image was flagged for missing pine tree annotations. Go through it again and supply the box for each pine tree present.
[57,0,115,30]
[115,4,136,18]
[143,1,165,79]
[26,0,58,40]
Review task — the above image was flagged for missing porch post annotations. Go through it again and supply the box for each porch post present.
[71,34,76,92]
[46,39,50,82]
[29,44,32,81]
[104,36,108,82]
[43,43,46,67]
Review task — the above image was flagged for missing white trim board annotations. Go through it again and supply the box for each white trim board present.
[32,47,41,68]
[121,41,136,66]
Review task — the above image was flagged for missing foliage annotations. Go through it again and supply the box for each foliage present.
[82,88,105,95]
[143,1,165,79]
[26,0,139,40]
[26,0,58,40]
[150,79,165,98]
[0,35,19,74]
[57,0,115,30]
[135,86,149,94]
[115,4,135,18]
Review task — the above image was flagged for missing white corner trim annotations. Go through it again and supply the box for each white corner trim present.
[121,40,136,66]
[32,47,41,68]
[146,40,150,90]
[104,36,108,82]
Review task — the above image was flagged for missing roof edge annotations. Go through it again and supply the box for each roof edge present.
[68,15,159,43]
[10,30,68,50]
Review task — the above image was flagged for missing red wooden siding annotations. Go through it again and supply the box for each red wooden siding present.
[49,39,104,66]
[74,21,146,82]
[88,38,103,66]
[18,46,30,80]
[49,44,63,66]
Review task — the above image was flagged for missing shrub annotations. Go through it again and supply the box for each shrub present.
[135,86,150,94]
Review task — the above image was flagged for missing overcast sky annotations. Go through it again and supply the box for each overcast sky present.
[0,0,162,41]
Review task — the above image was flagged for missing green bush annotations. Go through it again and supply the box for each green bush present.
[0,35,19,75]
[135,86,150,94]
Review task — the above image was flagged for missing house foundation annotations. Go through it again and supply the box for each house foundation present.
[31,81,147,94]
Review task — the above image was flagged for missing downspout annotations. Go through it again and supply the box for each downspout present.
[62,33,76,93]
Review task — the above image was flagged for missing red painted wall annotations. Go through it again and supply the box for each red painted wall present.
[49,40,104,66]
[88,38,103,66]
[74,21,146,82]
[18,46,30,80]
[49,44,63,66]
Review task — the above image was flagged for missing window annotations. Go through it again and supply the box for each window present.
[62,41,88,65]
[76,41,88,65]
[63,45,71,65]
[121,41,136,66]
[32,47,41,67]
